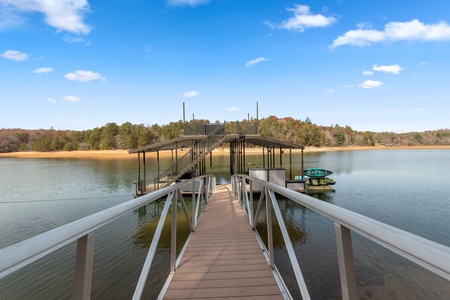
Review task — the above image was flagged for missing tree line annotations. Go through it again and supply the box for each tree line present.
[1,116,450,153]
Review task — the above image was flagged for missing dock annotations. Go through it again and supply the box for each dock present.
[163,184,283,299]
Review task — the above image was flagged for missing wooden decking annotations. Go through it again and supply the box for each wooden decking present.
[163,185,284,299]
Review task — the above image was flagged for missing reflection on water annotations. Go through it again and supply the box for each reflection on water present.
[132,199,193,252]
[306,191,335,202]
[1,150,450,299]
[254,198,309,249]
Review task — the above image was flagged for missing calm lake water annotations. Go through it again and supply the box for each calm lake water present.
[0,150,449,299]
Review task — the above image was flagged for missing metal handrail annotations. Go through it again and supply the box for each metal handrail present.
[0,175,216,300]
[231,174,450,300]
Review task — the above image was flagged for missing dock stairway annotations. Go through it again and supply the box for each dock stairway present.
[156,125,227,189]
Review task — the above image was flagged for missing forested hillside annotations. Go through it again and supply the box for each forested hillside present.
[1,116,450,153]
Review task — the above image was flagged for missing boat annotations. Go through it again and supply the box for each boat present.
[303,168,333,178]
[296,168,336,192]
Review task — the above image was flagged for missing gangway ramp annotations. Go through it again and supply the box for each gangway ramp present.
[163,185,283,299]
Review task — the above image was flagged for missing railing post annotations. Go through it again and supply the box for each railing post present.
[236,178,241,203]
[242,178,251,225]
[171,189,178,273]
[73,233,95,300]
[133,192,174,300]
[192,182,196,228]
[335,223,358,300]
[249,180,254,227]
[265,187,274,269]
[206,177,211,202]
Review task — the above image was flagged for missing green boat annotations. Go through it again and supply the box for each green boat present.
[303,168,333,178]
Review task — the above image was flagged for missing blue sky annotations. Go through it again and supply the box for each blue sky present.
[1,0,450,133]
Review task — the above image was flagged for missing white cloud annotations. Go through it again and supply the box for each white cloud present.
[64,36,87,43]
[167,0,210,7]
[373,64,403,74]
[62,96,80,102]
[245,57,269,67]
[325,89,335,94]
[0,5,26,29]
[0,0,92,34]
[1,50,28,61]
[46,98,56,103]
[419,61,427,66]
[33,67,53,74]
[358,80,384,89]
[181,90,199,98]
[226,106,239,112]
[269,4,336,32]
[64,70,106,82]
[331,19,450,48]
[342,84,354,88]
[357,22,373,30]
[363,70,373,75]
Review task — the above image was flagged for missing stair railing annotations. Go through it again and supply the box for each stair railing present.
[156,124,226,189]
[160,133,228,188]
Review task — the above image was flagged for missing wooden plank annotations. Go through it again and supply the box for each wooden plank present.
[164,286,282,299]
[170,270,276,281]
[163,185,283,299]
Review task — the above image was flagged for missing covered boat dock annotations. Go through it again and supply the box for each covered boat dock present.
[129,123,305,195]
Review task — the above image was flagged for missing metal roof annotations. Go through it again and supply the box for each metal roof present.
[129,134,303,154]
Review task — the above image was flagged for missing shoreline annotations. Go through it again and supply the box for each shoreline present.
[1,145,450,159]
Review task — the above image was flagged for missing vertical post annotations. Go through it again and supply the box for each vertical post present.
[175,142,178,174]
[73,233,94,300]
[250,180,254,226]
[243,139,246,174]
[143,151,146,192]
[301,148,304,180]
[279,146,283,168]
[192,183,196,228]
[272,147,275,168]
[171,190,178,273]
[137,152,141,193]
[262,147,265,168]
[266,188,274,269]
[289,148,292,180]
[171,149,174,175]
[157,150,160,190]
[210,151,213,174]
[335,224,358,300]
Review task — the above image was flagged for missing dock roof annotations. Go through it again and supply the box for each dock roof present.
[128,134,303,154]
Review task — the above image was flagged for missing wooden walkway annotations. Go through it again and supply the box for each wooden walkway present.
[164,185,284,299]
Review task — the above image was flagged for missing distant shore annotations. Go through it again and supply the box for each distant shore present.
[1,145,450,159]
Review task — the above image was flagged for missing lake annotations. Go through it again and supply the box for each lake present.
[0,149,449,299]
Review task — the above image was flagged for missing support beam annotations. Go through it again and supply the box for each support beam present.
[289,148,292,180]
[73,233,95,300]
[137,152,141,194]
[157,150,160,190]
[335,223,358,300]
[143,151,146,192]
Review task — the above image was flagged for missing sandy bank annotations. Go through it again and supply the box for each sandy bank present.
[0,150,134,159]
[1,145,450,159]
